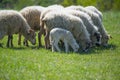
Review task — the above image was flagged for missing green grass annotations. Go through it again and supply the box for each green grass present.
[0,11,120,80]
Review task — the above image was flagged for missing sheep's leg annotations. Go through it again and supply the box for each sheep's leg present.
[51,43,56,52]
[47,32,51,49]
[38,27,45,47]
[10,35,13,47]
[44,33,48,49]
[23,39,29,47]
[44,30,50,49]
[38,32,42,47]
[54,39,61,52]
[18,33,21,45]
[64,40,69,53]
[6,35,11,47]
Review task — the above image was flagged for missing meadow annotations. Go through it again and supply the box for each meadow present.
[0,11,120,80]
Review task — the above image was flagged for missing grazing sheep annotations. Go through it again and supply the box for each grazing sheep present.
[39,5,64,47]
[42,11,91,51]
[65,9,101,46]
[66,5,110,46]
[0,10,36,47]
[50,28,79,53]
[85,6,103,21]
[19,6,45,47]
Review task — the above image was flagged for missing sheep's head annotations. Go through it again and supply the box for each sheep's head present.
[27,29,36,45]
[101,34,111,47]
[72,42,79,52]
[80,39,92,52]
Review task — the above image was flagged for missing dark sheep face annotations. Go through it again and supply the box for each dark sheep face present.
[27,29,36,45]
[94,32,102,46]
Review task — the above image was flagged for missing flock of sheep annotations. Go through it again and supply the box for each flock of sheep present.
[0,4,111,53]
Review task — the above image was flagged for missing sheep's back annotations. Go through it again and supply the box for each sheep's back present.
[0,10,27,35]
[20,6,45,30]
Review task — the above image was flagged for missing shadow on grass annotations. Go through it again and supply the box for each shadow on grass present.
[77,43,117,55]
[9,45,46,50]
[0,43,117,54]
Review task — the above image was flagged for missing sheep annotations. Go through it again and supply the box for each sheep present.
[0,10,36,47]
[66,5,110,47]
[39,4,64,48]
[49,28,79,53]
[39,5,64,47]
[41,11,91,51]
[19,6,45,47]
[65,9,102,46]
[85,6,103,21]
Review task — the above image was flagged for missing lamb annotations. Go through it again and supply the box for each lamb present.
[19,6,45,47]
[65,9,101,46]
[41,11,91,51]
[49,28,79,53]
[66,5,110,47]
[0,10,36,47]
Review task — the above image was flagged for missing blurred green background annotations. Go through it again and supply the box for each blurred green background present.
[0,0,120,11]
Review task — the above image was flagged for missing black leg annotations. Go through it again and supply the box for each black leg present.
[23,39,29,47]
[38,32,42,47]
[10,35,13,47]
[18,33,21,45]
[6,35,10,47]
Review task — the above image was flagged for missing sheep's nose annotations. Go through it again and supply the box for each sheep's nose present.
[96,43,101,46]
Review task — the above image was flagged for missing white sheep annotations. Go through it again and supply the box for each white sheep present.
[0,10,36,47]
[42,11,91,51]
[19,6,45,47]
[66,5,110,46]
[65,9,102,46]
[50,28,79,53]
[39,4,65,48]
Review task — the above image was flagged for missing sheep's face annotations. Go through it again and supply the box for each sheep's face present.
[80,40,92,52]
[27,29,36,45]
[101,35,111,47]
[94,32,102,46]
[72,43,79,52]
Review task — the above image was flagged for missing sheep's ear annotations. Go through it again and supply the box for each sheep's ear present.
[28,29,34,34]
[109,35,112,39]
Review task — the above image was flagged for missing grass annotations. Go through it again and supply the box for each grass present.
[0,11,120,80]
